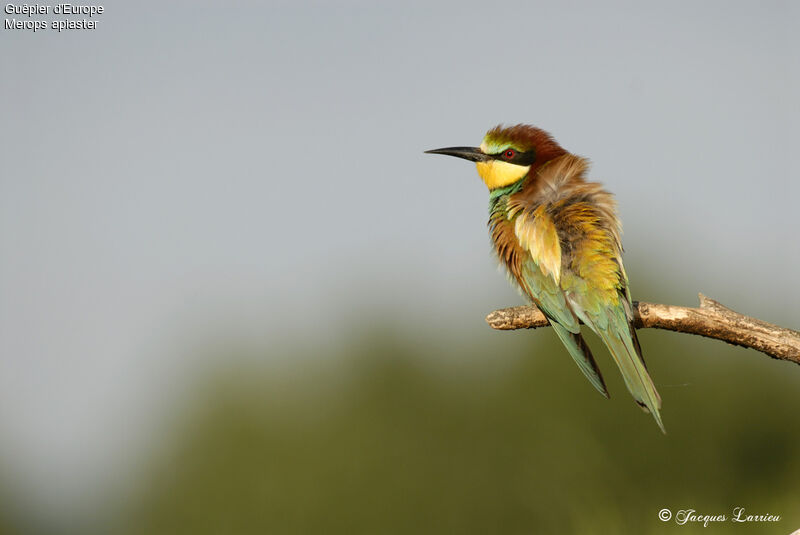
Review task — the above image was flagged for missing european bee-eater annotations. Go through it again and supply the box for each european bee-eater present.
[426,124,664,432]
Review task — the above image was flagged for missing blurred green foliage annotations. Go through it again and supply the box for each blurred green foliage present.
[115,317,800,534]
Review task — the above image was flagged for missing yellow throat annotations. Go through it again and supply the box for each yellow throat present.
[475,160,530,190]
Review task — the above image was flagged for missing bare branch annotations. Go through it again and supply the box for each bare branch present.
[485,294,800,365]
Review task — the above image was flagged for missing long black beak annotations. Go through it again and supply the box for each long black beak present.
[424,146,489,162]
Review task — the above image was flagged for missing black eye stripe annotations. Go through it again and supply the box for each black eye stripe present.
[491,149,536,165]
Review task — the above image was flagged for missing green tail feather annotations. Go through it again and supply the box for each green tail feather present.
[595,311,665,433]
[550,321,609,398]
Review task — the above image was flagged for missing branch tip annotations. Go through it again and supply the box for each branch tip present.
[486,296,800,365]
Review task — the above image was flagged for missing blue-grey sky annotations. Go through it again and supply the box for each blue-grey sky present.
[1,0,798,521]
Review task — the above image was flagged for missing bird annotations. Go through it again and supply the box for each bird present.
[426,124,664,432]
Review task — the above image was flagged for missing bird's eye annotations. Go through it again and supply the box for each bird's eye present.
[503,149,516,159]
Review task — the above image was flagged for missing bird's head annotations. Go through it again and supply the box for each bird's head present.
[426,124,567,190]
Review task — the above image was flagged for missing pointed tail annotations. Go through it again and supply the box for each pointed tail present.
[596,311,665,433]
[550,321,609,399]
